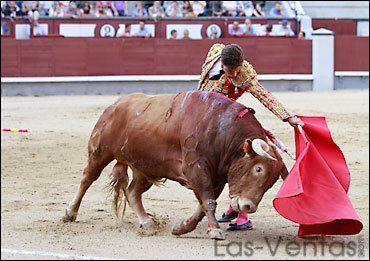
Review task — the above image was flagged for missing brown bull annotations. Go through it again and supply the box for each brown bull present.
[63,90,288,240]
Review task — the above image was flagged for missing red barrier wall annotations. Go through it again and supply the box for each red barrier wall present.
[335,36,369,71]
[312,19,357,35]
[1,37,312,77]
[2,36,368,77]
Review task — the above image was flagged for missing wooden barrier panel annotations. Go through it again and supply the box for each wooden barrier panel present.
[312,19,357,35]
[1,37,312,77]
[335,35,369,71]
[3,36,369,77]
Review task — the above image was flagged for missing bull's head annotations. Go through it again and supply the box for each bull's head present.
[228,138,288,213]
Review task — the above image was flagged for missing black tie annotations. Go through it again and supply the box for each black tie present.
[209,69,225,80]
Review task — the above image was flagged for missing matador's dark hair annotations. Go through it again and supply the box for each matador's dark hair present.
[221,44,244,68]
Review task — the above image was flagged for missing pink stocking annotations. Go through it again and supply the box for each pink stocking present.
[225,203,234,215]
[235,212,249,225]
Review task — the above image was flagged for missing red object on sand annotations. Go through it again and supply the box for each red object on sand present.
[273,116,363,236]
[2,128,32,132]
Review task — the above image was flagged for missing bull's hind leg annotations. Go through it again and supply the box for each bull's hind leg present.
[62,154,113,222]
[126,168,154,229]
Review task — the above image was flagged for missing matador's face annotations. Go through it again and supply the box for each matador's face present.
[222,63,241,79]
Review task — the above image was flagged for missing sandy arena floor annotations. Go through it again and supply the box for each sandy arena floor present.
[1,90,369,260]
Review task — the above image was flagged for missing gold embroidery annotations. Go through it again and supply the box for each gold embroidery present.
[198,43,291,121]
[245,78,291,121]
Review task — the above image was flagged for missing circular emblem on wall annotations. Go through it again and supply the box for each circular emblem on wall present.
[206,24,222,38]
[100,24,116,37]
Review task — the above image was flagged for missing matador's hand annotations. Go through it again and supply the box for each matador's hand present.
[287,116,304,128]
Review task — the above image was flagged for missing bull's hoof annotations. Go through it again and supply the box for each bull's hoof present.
[62,210,76,222]
[139,219,156,229]
[171,220,189,236]
[138,219,157,236]
[208,228,226,240]
[171,219,198,236]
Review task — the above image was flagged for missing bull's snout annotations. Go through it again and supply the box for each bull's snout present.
[231,197,257,213]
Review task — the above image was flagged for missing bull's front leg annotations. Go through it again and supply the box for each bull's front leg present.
[172,204,205,236]
[203,197,225,240]
[173,162,226,240]
[172,198,225,240]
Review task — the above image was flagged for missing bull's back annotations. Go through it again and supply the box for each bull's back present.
[90,91,245,181]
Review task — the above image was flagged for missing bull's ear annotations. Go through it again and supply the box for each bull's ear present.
[243,139,256,157]
[280,163,289,180]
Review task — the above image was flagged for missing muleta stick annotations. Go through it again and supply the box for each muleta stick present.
[263,128,296,160]
[2,128,32,133]
[236,108,295,160]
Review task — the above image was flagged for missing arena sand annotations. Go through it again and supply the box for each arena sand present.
[1,90,368,260]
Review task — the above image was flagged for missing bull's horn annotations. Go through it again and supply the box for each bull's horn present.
[251,139,277,161]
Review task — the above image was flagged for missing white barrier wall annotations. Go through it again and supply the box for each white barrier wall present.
[312,28,335,91]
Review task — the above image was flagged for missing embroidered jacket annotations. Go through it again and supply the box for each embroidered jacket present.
[198,43,291,121]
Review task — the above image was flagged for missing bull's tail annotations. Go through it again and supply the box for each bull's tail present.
[108,163,129,220]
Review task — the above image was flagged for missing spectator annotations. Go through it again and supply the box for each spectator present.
[1,1,6,14]
[113,1,128,16]
[182,1,191,16]
[30,16,47,36]
[261,24,275,36]
[49,1,65,17]
[98,1,118,16]
[243,18,256,36]
[116,23,133,37]
[211,1,223,17]
[298,31,306,39]
[64,2,81,18]
[163,1,184,10]
[23,1,41,19]
[79,2,94,17]
[13,1,24,16]
[182,1,196,17]
[170,29,177,39]
[98,1,117,16]
[276,20,294,37]
[1,21,10,34]
[269,2,284,17]
[252,1,265,17]
[229,21,243,37]
[95,2,113,17]
[135,20,151,38]
[238,1,254,17]
[181,29,192,39]
[3,1,21,18]
[148,1,165,19]
[222,1,242,17]
[207,1,224,17]
[132,1,148,17]
[39,1,53,16]
[59,1,70,8]
[166,1,183,17]
[190,1,206,16]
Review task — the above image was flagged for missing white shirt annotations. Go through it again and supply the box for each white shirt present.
[32,24,47,36]
[276,25,295,36]
[208,59,222,78]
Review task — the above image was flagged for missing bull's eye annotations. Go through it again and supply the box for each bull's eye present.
[256,167,262,173]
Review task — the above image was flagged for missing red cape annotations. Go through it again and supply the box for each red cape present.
[273,116,363,236]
